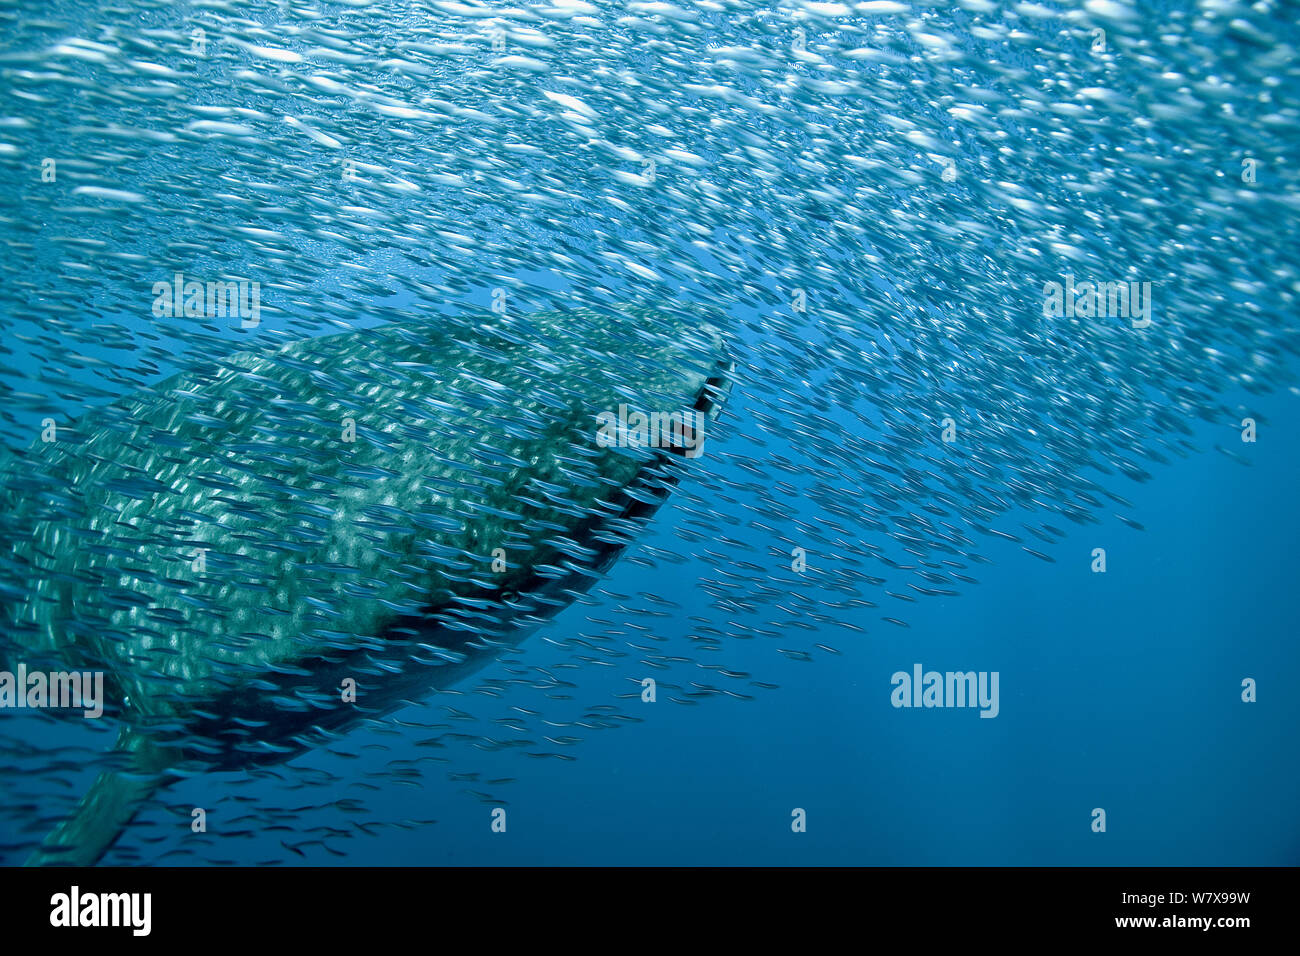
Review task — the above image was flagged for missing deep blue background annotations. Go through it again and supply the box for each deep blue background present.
[2,283,1297,866]
[0,0,1296,871]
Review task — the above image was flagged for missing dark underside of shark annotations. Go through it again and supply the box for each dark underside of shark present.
[1,304,732,865]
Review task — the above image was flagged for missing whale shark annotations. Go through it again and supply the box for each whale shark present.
[0,304,731,865]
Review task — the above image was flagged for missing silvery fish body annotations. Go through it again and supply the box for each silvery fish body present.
[0,304,731,864]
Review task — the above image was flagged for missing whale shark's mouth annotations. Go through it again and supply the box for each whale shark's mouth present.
[489,353,733,613]
[663,357,734,459]
[695,357,734,420]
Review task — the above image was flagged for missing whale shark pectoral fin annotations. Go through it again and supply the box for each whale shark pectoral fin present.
[25,727,168,867]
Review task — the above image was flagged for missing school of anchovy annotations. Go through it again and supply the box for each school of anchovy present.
[0,0,1296,863]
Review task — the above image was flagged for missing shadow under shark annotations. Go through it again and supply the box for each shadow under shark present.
[1,304,732,865]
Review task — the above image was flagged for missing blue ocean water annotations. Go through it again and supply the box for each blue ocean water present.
[1,0,1297,867]
[6,334,1295,867]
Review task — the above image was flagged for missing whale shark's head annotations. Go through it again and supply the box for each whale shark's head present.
[150,303,736,765]
[515,305,732,461]
[408,301,733,627]
[0,302,735,774]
